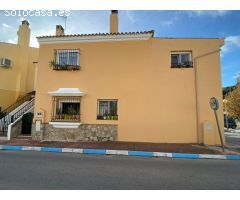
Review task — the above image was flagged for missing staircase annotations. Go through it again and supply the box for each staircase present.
[0,91,35,137]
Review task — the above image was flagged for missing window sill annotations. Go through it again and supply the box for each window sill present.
[52,65,80,71]
[171,66,193,68]
[97,116,118,120]
[49,122,82,128]
[97,119,118,121]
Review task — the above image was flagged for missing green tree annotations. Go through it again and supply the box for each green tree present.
[225,86,240,119]
[222,86,236,99]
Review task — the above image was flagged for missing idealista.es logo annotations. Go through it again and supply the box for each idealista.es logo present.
[3,10,71,17]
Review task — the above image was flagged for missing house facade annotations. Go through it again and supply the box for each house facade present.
[33,11,224,145]
[0,20,38,111]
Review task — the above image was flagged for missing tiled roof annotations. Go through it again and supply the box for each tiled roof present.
[37,30,154,39]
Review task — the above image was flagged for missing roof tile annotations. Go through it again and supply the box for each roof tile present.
[37,30,154,39]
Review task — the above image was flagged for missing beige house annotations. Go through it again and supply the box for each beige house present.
[0,21,38,111]
[33,11,224,145]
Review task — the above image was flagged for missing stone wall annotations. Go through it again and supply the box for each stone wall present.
[10,119,22,139]
[32,123,118,142]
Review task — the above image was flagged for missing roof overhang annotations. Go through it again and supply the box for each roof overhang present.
[48,88,86,97]
[37,32,154,45]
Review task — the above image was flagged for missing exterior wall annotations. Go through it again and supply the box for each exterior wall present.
[34,37,224,144]
[0,43,38,110]
[32,124,117,142]
[196,49,224,144]
[0,89,23,110]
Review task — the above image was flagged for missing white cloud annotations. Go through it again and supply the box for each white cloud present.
[221,36,240,56]
[2,23,12,28]
[30,29,56,48]
[189,10,231,17]
[124,11,136,24]
[7,38,17,44]
[160,20,173,26]
[123,11,175,27]
[233,71,240,80]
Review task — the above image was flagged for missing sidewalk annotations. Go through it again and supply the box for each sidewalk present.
[0,138,236,155]
[225,128,240,153]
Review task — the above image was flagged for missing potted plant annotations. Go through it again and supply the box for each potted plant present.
[103,111,108,120]
[49,60,56,69]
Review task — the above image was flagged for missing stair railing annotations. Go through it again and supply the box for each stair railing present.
[0,98,35,137]
[0,91,35,120]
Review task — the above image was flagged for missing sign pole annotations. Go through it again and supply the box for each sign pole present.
[214,110,225,152]
[209,97,225,152]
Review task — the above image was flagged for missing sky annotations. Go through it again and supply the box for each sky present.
[0,10,239,87]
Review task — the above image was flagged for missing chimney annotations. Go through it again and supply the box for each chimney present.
[110,10,118,33]
[56,25,64,36]
[17,20,30,47]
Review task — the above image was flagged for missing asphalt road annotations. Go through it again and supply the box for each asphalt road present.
[0,150,240,190]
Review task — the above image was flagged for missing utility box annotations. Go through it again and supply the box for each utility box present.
[34,112,43,122]
[202,121,215,145]
[35,120,41,132]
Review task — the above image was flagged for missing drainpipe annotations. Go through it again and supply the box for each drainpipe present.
[33,62,38,91]
[193,48,221,144]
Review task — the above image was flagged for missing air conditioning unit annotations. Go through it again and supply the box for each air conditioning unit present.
[0,58,12,68]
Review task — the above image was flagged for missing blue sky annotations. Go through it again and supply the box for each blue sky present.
[0,10,239,87]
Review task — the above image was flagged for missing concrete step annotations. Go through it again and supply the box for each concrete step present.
[15,135,32,140]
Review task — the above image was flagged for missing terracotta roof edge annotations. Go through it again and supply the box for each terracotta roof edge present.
[37,30,154,39]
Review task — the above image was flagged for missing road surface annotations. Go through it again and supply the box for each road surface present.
[0,150,239,189]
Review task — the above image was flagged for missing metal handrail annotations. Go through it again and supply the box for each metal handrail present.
[10,98,35,123]
[0,98,35,136]
[0,91,35,120]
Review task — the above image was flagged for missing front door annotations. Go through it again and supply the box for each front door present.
[21,112,34,135]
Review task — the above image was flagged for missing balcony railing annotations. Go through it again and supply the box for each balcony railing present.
[52,64,80,71]
[52,114,80,122]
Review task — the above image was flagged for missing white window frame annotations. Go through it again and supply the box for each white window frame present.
[97,99,118,116]
[171,51,192,66]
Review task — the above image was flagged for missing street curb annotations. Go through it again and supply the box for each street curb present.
[0,145,240,160]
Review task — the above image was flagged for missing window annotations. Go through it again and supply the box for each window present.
[97,100,118,120]
[51,96,81,122]
[171,52,193,68]
[53,49,80,70]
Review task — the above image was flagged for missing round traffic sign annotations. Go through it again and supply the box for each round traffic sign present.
[209,97,219,110]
